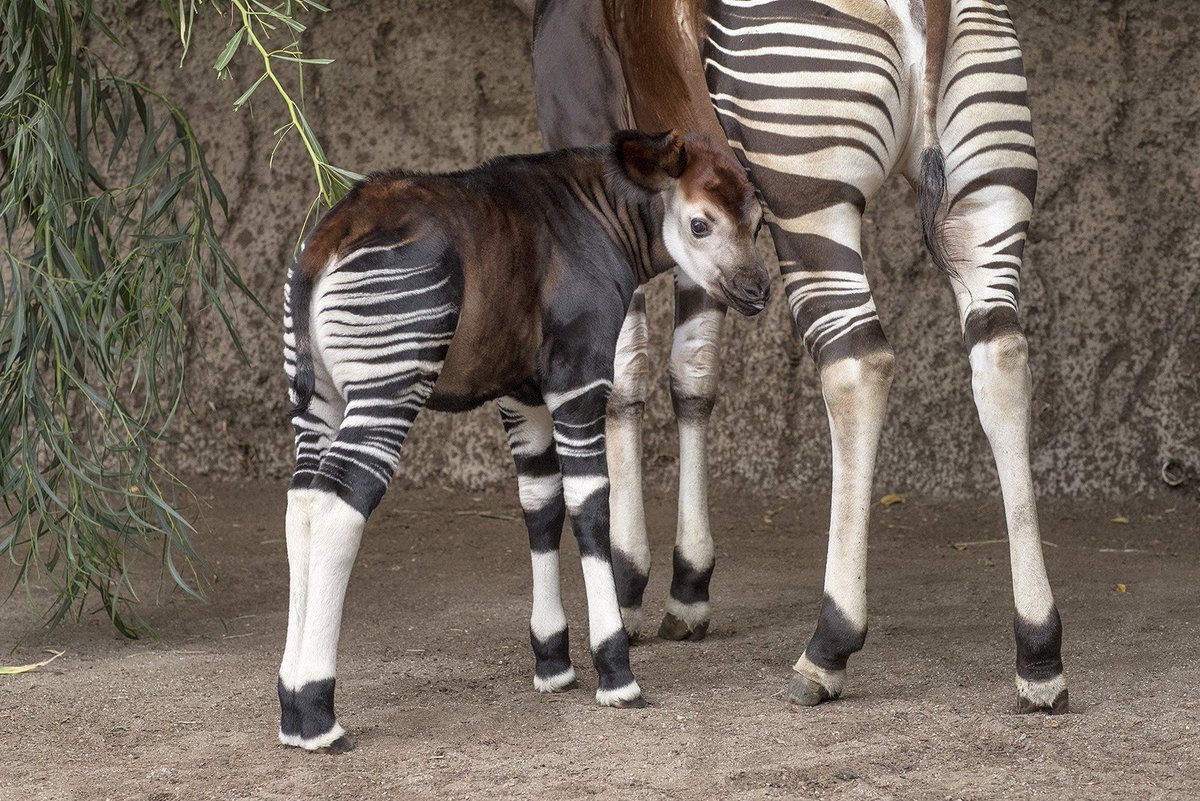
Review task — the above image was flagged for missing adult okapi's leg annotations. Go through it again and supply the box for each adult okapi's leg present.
[925,0,1067,713]
[773,209,896,707]
[545,368,643,707]
[702,0,908,704]
[496,397,576,692]
[606,288,653,640]
[659,272,726,641]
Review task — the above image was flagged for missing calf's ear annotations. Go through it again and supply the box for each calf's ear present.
[615,129,687,190]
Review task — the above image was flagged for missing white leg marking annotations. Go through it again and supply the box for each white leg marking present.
[529,550,568,642]
[533,666,578,694]
[608,289,651,589]
[292,493,366,688]
[517,472,562,512]
[675,421,714,573]
[595,680,644,707]
[562,474,609,517]
[280,489,316,689]
[579,555,625,649]
[793,653,846,699]
[818,354,894,634]
[1016,674,1067,708]
[664,596,711,629]
[967,334,1055,623]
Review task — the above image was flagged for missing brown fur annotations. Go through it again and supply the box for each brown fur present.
[678,134,758,227]
[289,134,761,414]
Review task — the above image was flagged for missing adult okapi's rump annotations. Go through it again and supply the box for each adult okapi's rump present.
[277,130,768,752]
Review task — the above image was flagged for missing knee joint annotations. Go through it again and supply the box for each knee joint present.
[668,339,720,414]
[611,349,650,407]
[819,347,896,410]
[607,393,645,422]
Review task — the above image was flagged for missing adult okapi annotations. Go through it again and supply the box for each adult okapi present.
[527,0,1067,714]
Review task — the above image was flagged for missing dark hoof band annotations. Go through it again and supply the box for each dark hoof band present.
[658,613,709,642]
[611,695,647,709]
[1017,687,1069,715]
[788,673,835,708]
[321,735,355,754]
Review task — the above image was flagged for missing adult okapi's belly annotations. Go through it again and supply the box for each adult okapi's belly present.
[426,280,543,413]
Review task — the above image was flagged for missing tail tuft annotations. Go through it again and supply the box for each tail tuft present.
[286,264,315,419]
[918,145,956,280]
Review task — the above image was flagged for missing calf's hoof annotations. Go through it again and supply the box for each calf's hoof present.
[321,734,355,754]
[658,612,709,642]
[533,665,578,693]
[1016,676,1069,714]
[596,681,644,709]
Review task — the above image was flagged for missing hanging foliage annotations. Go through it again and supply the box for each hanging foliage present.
[0,0,354,635]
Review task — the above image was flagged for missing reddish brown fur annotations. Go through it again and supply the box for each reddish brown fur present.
[606,1,728,148]
[677,134,759,227]
[288,136,762,413]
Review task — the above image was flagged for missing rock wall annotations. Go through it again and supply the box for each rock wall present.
[138,0,1198,498]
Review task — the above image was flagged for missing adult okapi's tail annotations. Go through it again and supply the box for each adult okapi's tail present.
[285,257,316,418]
[918,0,956,280]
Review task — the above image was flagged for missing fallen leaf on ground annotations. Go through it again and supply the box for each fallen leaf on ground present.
[1114,583,1127,593]
[880,494,906,506]
[0,650,64,675]
[1112,516,1130,524]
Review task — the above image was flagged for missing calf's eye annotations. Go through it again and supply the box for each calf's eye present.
[690,218,711,238]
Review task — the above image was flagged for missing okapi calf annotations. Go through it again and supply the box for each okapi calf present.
[278,130,769,751]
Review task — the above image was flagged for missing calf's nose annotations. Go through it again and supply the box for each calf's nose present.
[733,270,771,305]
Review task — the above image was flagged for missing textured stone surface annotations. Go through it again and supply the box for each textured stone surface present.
[137,0,1198,498]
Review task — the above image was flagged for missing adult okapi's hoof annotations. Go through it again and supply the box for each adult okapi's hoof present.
[1016,676,1069,714]
[658,612,709,641]
[620,606,646,644]
[321,734,356,754]
[788,672,837,707]
[788,657,846,708]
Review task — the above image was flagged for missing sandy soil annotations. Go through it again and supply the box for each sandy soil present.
[2,481,1197,800]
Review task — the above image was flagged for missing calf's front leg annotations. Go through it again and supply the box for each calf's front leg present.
[497,397,577,693]
[546,376,643,707]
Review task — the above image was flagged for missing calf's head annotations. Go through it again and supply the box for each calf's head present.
[617,130,770,315]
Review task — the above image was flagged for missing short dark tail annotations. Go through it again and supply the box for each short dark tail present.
[919,0,956,280]
[286,263,315,418]
[918,145,956,280]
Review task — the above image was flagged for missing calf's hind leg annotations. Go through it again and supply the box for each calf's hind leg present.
[497,397,576,693]
[279,356,343,749]
[279,379,437,751]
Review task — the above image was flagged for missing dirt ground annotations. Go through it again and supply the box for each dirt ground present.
[2,481,1197,800]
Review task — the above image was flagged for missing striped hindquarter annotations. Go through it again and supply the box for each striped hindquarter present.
[279,242,458,752]
[703,0,1066,712]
